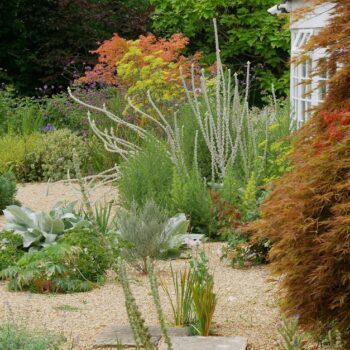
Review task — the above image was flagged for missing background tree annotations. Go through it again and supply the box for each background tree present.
[0,0,151,95]
[150,0,290,103]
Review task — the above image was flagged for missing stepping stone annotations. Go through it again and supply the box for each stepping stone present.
[158,336,248,350]
[94,325,188,348]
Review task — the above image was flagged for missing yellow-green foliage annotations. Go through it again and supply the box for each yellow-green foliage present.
[243,172,257,212]
[0,133,44,179]
[118,43,185,117]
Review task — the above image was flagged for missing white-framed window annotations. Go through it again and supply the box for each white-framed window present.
[291,28,327,125]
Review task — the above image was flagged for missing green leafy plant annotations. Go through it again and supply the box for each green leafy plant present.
[0,322,64,350]
[150,0,290,99]
[221,230,272,268]
[58,228,111,282]
[161,264,194,326]
[116,199,189,273]
[0,231,24,272]
[0,229,109,293]
[4,202,90,250]
[0,243,91,292]
[0,172,17,211]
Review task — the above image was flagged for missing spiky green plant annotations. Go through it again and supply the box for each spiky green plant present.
[189,252,217,336]
[161,264,194,326]
[117,258,154,350]
[279,317,305,350]
[147,257,173,350]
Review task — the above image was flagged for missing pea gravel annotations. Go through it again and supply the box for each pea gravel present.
[0,183,282,349]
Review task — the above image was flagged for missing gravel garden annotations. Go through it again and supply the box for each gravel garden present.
[0,1,349,349]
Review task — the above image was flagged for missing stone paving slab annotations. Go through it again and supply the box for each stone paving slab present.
[94,325,188,348]
[158,336,248,350]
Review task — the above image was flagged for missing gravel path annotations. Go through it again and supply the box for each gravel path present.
[0,183,281,349]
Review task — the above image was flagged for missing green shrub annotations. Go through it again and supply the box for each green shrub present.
[116,199,189,273]
[0,231,24,271]
[118,139,173,209]
[221,230,272,268]
[0,229,110,292]
[0,323,64,350]
[59,229,111,282]
[0,172,17,211]
[41,129,89,181]
[170,168,212,234]
[0,133,44,181]
[150,0,290,99]
[0,87,45,136]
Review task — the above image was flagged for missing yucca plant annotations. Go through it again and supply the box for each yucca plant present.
[161,265,194,326]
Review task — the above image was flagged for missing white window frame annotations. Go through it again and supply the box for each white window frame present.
[290,28,327,125]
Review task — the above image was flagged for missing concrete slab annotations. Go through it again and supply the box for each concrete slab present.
[94,325,188,348]
[158,336,248,350]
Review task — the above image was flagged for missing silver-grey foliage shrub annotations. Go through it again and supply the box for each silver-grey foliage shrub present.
[116,199,189,273]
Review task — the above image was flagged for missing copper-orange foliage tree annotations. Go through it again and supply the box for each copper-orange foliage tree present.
[250,0,350,345]
[77,33,201,116]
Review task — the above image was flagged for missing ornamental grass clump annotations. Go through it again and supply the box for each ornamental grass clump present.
[189,252,216,336]
[161,265,194,326]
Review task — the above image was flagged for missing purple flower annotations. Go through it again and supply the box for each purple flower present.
[42,123,56,132]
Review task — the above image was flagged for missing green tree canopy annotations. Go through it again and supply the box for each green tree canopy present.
[150,0,290,102]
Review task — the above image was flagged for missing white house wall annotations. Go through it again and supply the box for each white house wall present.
[288,0,333,124]
[290,0,333,29]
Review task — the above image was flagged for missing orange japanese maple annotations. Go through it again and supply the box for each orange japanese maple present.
[77,32,201,87]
